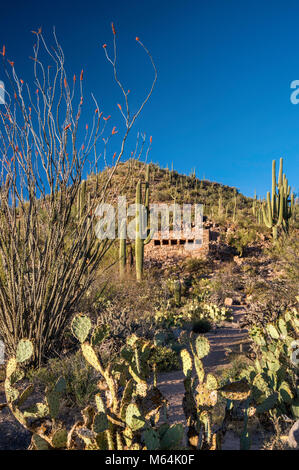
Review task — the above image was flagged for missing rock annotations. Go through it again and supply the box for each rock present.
[233,256,242,264]
[224,297,233,307]
[288,419,299,449]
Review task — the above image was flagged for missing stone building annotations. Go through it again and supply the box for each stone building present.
[144,228,211,261]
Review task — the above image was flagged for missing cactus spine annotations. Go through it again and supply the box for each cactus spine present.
[262,158,293,240]
[135,165,151,281]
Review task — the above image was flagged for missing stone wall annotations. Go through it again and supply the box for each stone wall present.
[144,229,210,261]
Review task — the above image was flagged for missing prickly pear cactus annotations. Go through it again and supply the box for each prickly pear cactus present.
[71,314,92,343]
[244,306,299,421]
[69,315,182,450]
[2,339,70,450]
[180,332,253,450]
[16,339,34,363]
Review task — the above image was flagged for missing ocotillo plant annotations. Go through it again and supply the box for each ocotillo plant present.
[135,165,152,281]
[262,158,293,240]
[76,180,87,219]
[0,26,157,364]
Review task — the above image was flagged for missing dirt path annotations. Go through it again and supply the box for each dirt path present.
[156,305,266,449]
[157,306,249,420]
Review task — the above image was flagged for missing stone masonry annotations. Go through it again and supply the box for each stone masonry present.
[144,228,210,261]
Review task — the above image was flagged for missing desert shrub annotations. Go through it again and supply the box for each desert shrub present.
[191,278,212,302]
[97,304,154,354]
[154,304,192,329]
[182,258,210,276]
[266,231,299,282]
[29,352,99,408]
[242,280,296,329]
[157,189,171,201]
[181,297,233,326]
[202,303,233,323]
[218,357,253,387]
[149,345,180,372]
[206,264,244,305]
[227,228,257,257]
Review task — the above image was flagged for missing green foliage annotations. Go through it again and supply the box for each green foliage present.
[242,305,299,421]
[182,298,233,325]
[227,228,257,257]
[29,352,99,408]
[154,305,192,329]
[201,303,233,324]
[149,345,180,372]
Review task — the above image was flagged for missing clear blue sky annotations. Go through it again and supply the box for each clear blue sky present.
[0,0,298,197]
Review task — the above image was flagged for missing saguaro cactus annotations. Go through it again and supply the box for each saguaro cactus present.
[233,188,237,222]
[262,158,293,240]
[119,218,127,279]
[252,190,257,217]
[119,238,127,279]
[218,187,223,217]
[135,165,151,281]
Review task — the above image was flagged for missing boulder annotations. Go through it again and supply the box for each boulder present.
[288,419,299,449]
[224,297,233,307]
